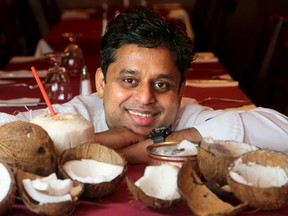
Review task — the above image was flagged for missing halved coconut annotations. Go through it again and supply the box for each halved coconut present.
[227,149,288,210]
[126,164,182,208]
[0,161,16,216]
[58,143,127,199]
[197,137,259,186]
[30,112,94,155]
[16,170,83,216]
[0,121,57,176]
[178,158,247,216]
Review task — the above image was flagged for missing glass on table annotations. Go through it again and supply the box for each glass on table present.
[43,51,73,104]
[62,32,85,77]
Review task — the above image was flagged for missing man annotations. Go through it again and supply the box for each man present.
[1,6,288,163]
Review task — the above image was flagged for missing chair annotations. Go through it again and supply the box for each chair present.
[191,0,238,51]
[38,0,61,28]
[269,34,288,116]
[240,13,288,115]
[0,0,42,55]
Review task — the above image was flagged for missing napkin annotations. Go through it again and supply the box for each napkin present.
[0,80,15,85]
[34,39,54,57]
[0,70,48,79]
[9,56,45,63]
[0,98,41,107]
[193,52,219,63]
[186,79,239,87]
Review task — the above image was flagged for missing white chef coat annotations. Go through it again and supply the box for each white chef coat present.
[1,93,287,152]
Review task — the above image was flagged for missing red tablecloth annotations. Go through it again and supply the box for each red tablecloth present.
[8,163,288,216]
[1,13,283,216]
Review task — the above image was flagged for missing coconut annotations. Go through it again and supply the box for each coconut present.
[30,112,94,155]
[0,121,57,176]
[227,149,288,210]
[16,170,83,216]
[0,161,16,215]
[57,142,127,199]
[197,137,259,186]
[126,164,182,208]
[178,158,247,216]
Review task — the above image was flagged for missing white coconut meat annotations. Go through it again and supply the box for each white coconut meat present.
[151,140,197,156]
[30,112,94,155]
[0,163,12,202]
[229,158,288,188]
[22,173,73,205]
[176,140,198,156]
[63,159,124,184]
[135,164,180,200]
[203,137,259,157]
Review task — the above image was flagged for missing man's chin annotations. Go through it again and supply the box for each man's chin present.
[130,127,151,139]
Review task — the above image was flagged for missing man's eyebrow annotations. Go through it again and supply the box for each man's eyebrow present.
[157,74,175,80]
[119,69,176,80]
[119,69,138,75]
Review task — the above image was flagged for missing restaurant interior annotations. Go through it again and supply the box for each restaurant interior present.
[1,1,288,216]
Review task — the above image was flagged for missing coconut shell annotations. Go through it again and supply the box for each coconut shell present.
[0,161,16,216]
[16,169,83,216]
[227,150,288,210]
[197,138,258,186]
[0,121,57,176]
[178,158,247,216]
[58,142,127,199]
[126,176,181,209]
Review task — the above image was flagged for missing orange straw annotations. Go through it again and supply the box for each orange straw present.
[31,66,56,116]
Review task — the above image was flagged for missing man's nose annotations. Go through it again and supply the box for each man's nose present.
[133,84,155,105]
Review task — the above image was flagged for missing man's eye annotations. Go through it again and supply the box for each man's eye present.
[124,78,135,83]
[122,77,138,87]
[154,82,169,91]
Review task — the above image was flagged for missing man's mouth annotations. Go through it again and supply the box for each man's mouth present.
[127,110,153,118]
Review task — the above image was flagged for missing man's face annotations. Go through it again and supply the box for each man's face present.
[96,44,184,137]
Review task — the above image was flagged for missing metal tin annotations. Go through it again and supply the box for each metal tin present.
[146,141,197,168]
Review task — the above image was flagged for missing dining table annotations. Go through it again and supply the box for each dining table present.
[1,6,288,216]
[1,53,287,216]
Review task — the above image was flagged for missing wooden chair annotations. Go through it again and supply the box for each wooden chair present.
[240,13,288,115]
[0,0,42,55]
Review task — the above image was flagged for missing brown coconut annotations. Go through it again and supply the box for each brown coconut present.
[227,150,288,210]
[197,137,259,186]
[0,121,57,176]
[57,142,127,199]
[126,176,181,209]
[0,161,16,216]
[178,158,247,216]
[16,169,83,216]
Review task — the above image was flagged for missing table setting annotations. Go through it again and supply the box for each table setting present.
[3,5,288,216]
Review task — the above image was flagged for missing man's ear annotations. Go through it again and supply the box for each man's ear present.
[95,67,105,98]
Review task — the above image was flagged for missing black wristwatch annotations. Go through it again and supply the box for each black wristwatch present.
[149,126,172,144]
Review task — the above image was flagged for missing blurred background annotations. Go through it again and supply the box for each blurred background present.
[0,0,287,114]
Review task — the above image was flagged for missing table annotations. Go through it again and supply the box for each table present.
[1,12,287,216]
[1,58,287,216]
[9,163,288,216]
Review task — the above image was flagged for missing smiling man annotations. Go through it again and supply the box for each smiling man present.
[1,6,288,164]
[96,44,183,137]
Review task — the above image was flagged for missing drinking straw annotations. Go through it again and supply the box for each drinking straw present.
[31,66,56,116]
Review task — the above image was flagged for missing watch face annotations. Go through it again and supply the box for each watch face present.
[149,126,172,144]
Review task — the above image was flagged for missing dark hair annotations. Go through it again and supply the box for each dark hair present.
[100,6,195,83]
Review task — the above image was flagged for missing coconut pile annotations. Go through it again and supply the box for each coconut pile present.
[126,137,288,215]
[1,117,288,215]
[0,117,127,215]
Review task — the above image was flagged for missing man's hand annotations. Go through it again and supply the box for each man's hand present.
[92,127,145,149]
[117,139,153,164]
[166,127,202,144]
[117,127,202,164]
